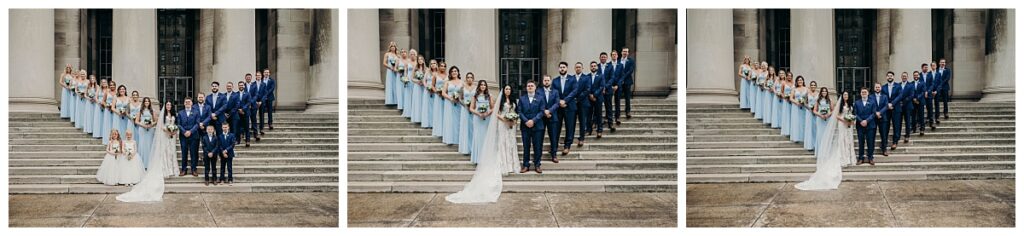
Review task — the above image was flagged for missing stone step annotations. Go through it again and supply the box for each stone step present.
[686,102,1014,109]
[348,98,678,105]
[9,131,340,139]
[9,137,338,145]
[348,103,679,110]
[685,111,1014,118]
[686,170,1014,183]
[10,126,339,133]
[348,114,679,123]
[686,126,1014,135]
[9,143,339,152]
[347,160,677,171]
[8,112,338,119]
[347,151,677,161]
[9,182,338,194]
[347,135,677,144]
[347,143,677,152]
[686,153,1015,165]
[686,107,1015,113]
[686,120,1012,130]
[686,145,1013,157]
[348,109,679,116]
[348,121,676,129]
[686,132,1015,142]
[10,173,338,185]
[686,139,1015,149]
[10,157,339,167]
[9,150,340,158]
[687,115,1013,124]
[10,165,338,175]
[348,127,678,136]
[687,161,1014,174]
[348,180,676,192]
[7,121,338,128]
[348,170,677,182]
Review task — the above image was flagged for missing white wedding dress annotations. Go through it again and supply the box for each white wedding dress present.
[446,94,519,204]
[795,105,857,191]
[117,112,180,202]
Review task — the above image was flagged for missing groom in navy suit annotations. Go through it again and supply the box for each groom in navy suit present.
[518,80,546,174]
[553,62,581,155]
[177,97,200,176]
[855,87,877,165]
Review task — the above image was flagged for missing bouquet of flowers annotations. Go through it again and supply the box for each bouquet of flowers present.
[129,112,138,120]
[387,57,397,68]
[797,97,806,106]
[435,83,445,93]
[415,71,424,81]
[504,110,519,121]
[166,123,179,133]
[87,89,95,98]
[125,146,135,159]
[462,95,473,106]
[842,113,856,122]
[765,79,774,89]
[477,103,490,113]
[118,107,127,115]
[112,144,121,154]
[400,69,409,84]
[452,90,462,104]
[819,106,830,117]
[397,64,406,74]
[142,116,153,126]
[64,76,72,87]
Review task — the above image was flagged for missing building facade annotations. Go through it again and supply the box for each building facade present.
[686,9,1015,104]
[348,9,678,99]
[9,9,339,112]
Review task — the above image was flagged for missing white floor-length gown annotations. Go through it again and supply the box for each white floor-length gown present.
[117,111,180,202]
[446,93,519,204]
[795,105,856,191]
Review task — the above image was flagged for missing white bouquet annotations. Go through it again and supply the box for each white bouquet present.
[504,110,519,121]
[477,103,490,113]
[843,113,856,122]
[797,97,806,106]
[118,107,127,115]
[462,94,473,106]
[452,90,462,104]
[415,71,424,81]
[166,123,179,133]
[129,112,138,120]
[819,106,830,117]
[142,116,153,125]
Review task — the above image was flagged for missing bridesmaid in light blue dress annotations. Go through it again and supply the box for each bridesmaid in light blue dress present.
[83,77,98,134]
[127,91,142,145]
[135,97,156,169]
[738,56,751,109]
[91,78,107,138]
[410,53,425,124]
[780,75,793,136]
[59,65,74,118]
[74,75,88,129]
[814,88,833,151]
[804,81,819,150]
[753,65,766,120]
[112,86,129,135]
[762,68,775,125]
[383,42,398,106]
[442,66,463,145]
[401,50,416,118]
[790,76,807,143]
[431,62,448,137]
[69,72,81,124]
[102,81,117,144]
[420,58,434,128]
[469,80,493,164]
[396,49,409,112]
[457,73,477,155]
[770,74,783,128]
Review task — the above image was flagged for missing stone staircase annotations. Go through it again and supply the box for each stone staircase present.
[686,102,1015,183]
[8,111,339,193]
[347,97,678,192]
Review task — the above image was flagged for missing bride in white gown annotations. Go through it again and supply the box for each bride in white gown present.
[446,86,520,203]
[795,90,857,191]
[117,102,180,202]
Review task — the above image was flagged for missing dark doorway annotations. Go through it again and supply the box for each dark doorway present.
[156,9,198,110]
[417,9,446,61]
[498,9,544,98]
[834,9,875,97]
[763,9,791,72]
[85,9,113,82]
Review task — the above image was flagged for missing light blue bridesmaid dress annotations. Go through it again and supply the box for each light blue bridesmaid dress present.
[127,103,141,144]
[790,89,806,142]
[469,94,490,164]
[749,71,759,112]
[138,109,155,169]
[753,72,765,120]
[804,93,819,150]
[410,69,423,123]
[442,82,462,144]
[457,86,476,155]
[771,81,782,128]
[420,73,433,128]
[83,86,97,134]
[385,55,398,105]
[780,85,792,136]
[397,62,407,111]
[815,99,830,150]
[401,61,415,118]
[91,87,105,137]
[75,81,88,129]
[102,93,115,144]
[112,99,128,135]
[762,79,773,125]
[739,66,749,109]
[69,81,78,123]
[431,76,447,137]
[60,75,72,118]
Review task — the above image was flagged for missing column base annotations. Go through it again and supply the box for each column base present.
[686,88,738,104]
[306,98,339,112]
[9,97,59,113]
[979,87,1016,102]
[347,81,385,100]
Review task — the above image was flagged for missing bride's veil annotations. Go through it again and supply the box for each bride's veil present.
[445,90,504,204]
[116,107,171,202]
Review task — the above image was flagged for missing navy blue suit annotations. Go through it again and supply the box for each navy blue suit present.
[248,81,264,136]
[219,133,236,181]
[935,67,951,117]
[235,90,253,143]
[599,62,618,127]
[206,92,228,134]
[518,92,546,168]
[895,81,916,142]
[616,57,635,119]
[553,74,581,148]
[177,107,200,173]
[577,72,595,141]
[882,82,903,145]
[259,77,276,131]
[912,79,928,133]
[921,71,936,124]
[854,99,877,161]
[872,92,891,151]
[194,102,213,132]
[222,91,238,134]
[201,133,221,182]
[539,87,560,157]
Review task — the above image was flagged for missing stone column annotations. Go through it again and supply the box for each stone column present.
[379,9,411,84]
[560,9,612,77]
[635,9,676,96]
[873,9,892,83]
[685,9,735,104]
[347,9,383,100]
[275,9,310,110]
[445,9,498,81]
[112,9,158,96]
[733,9,758,92]
[9,9,56,112]
[55,9,81,102]
[981,9,1015,102]
[307,9,339,112]
[888,9,932,84]
[790,9,836,91]
[952,9,986,99]
[543,9,563,77]
[211,9,255,97]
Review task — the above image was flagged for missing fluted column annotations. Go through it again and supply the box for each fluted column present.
[112,9,158,96]
[347,9,383,100]
[275,9,310,110]
[790,9,836,91]
[306,9,339,112]
[55,9,81,103]
[445,9,498,80]
[981,9,1015,102]
[888,9,932,83]
[636,9,677,96]
[9,9,56,112]
[685,9,735,104]
[952,9,986,99]
[560,9,612,76]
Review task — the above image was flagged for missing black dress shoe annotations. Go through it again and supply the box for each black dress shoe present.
[269,125,274,130]
[260,131,266,135]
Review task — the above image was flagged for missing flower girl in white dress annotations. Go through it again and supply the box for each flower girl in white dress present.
[96,129,122,186]
[118,130,145,186]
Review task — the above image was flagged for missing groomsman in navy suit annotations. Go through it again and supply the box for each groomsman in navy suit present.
[924,62,939,129]
[553,62,580,155]
[540,75,561,162]
[577,62,595,146]
[607,50,625,127]
[177,97,200,176]
[206,82,227,135]
[222,82,239,136]
[617,48,636,120]
[219,123,236,184]
[854,87,877,165]
[881,72,904,152]
[260,69,277,132]
[201,125,220,185]
[895,72,916,146]
[195,93,213,134]
[912,71,928,135]
[586,61,605,139]
[236,79,253,146]
[518,80,546,174]
[248,74,264,141]
[872,82,890,157]
[934,59,951,120]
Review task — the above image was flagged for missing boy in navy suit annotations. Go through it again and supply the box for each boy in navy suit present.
[518,80,546,173]
[219,123,236,185]
[236,79,253,146]
[201,125,220,185]
[540,75,561,162]
[855,87,877,165]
